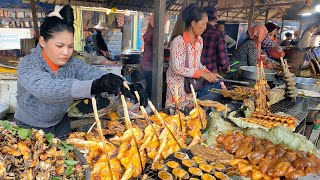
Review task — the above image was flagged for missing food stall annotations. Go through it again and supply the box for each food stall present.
[1,0,320,180]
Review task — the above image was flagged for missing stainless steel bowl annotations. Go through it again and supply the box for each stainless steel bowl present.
[294,77,320,92]
[239,66,276,81]
[0,103,9,119]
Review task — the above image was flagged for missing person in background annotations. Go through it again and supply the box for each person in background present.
[140,14,169,99]
[92,21,110,58]
[280,32,293,46]
[84,28,94,54]
[198,6,229,97]
[217,21,236,49]
[228,25,268,78]
[291,30,301,46]
[14,5,147,137]
[166,4,217,110]
[261,22,280,53]
[297,23,318,49]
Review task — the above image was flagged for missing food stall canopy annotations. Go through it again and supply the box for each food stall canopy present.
[215,0,307,22]
[44,0,310,22]
[69,0,214,13]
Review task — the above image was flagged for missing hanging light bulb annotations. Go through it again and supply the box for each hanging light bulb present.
[297,0,315,16]
[316,2,320,12]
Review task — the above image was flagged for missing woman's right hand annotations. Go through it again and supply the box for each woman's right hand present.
[200,72,222,83]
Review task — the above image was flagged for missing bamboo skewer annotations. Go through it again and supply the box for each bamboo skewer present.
[123,81,130,90]
[120,95,144,171]
[224,104,228,118]
[140,106,160,138]
[190,84,204,130]
[133,91,160,139]
[148,101,182,149]
[134,91,140,105]
[284,59,292,75]
[91,97,114,180]
[86,122,96,134]
[280,57,287,74]
[256,64,259,84]
[174,84,183,131]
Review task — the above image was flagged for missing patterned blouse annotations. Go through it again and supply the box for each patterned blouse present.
[166,32,209,109]
[231,39,258,68]
[261,34,277,52]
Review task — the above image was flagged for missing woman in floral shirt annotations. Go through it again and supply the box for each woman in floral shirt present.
[165,4,218,110]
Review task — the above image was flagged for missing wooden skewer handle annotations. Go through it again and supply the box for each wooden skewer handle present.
[121,95,144,171]
[91,97,113,180]
[134,90,140,105]
[190,84,204,130]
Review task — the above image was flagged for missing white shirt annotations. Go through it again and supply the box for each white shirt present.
[298,31,312,49]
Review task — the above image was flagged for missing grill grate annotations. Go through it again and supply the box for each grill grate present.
[270,97,320,122]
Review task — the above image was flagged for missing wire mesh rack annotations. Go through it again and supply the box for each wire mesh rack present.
[270,97,320,123]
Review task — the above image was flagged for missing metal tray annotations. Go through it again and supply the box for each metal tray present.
[294,77,320,92]
[239,66,276,81]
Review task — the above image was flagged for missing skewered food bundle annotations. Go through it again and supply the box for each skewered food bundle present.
[284,72,298,100]
[197,100,227,112]
[0,121,86,180]
[210,86,254,101]
[216,131,320,179]
[253,72,270,113]
[238,65,298,130]
[280,58,298,101]
[66,132,121,180]
[244,111,298,129]
[186,107,207,147]
[110,127,147,180]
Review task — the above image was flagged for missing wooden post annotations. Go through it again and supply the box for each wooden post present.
[264,8,269,24]
[30,0,39,39]
[299,21,303,36]
[151,0,166,109]
[248,0,256,28]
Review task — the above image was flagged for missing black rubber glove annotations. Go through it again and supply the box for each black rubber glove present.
[76,94,110,114]
[91,73,125,95]
[121,83,148,107]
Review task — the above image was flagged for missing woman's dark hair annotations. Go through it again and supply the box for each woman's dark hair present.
[285,32,293,37]
[40,5,74,41]
[265,22,279,33]
[203,6,217,21]
[182,4,205,29]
